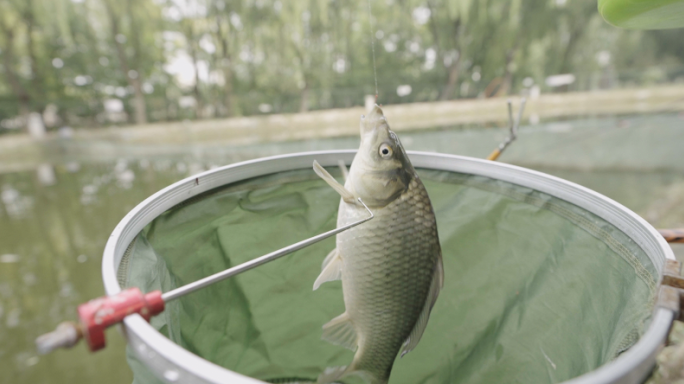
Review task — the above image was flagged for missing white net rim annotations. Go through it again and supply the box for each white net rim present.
[102,150,675,384]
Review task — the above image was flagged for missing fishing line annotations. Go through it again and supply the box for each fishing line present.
[367,0,379,99]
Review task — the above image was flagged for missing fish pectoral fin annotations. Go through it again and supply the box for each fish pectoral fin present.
[401,255,444,357]
[313,160,356,204]
[337,160,349,181]
[313,249,343,290]
[321,312,358,351]
[321,248,339,270]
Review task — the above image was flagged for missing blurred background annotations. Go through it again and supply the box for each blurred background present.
[1,0,683,383]
[0,0,683,124]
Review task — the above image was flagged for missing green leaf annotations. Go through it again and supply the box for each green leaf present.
[598,0,684,29]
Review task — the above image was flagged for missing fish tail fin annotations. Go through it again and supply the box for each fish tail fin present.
[317,366,383,384]
[316,366,347,384]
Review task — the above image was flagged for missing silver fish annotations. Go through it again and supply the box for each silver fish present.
[312,105,444,384]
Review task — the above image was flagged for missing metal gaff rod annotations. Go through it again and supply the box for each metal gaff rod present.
[162,197,374,302]
[35,197,373,354]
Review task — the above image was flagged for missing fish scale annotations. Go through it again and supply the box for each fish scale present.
[336,180,440,381]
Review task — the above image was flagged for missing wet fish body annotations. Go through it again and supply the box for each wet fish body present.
[313,106,443,384]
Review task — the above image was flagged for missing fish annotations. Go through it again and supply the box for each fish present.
[312,105,444,384]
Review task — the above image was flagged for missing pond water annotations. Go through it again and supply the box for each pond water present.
[1,113,683,384]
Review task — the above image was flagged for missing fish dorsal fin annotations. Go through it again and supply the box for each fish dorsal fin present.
[313,249,343,290]
[321,312,358,351]
[401,254,444,357]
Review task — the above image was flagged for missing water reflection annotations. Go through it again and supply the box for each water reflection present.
[36,164,56,187]
[2,185,34,219]
[0,159,198,384]
[1,254,21,263]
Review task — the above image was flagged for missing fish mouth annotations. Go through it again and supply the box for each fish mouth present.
[366,104,385,121]
[360,104,388,136]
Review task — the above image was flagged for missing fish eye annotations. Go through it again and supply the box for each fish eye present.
[379,143,393,158]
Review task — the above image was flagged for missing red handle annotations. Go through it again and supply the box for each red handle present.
[77,287,165,351]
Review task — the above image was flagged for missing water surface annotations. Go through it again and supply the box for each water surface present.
[1,113,683,383]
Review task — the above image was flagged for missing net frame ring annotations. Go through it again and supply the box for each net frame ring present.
[101,150,676,384]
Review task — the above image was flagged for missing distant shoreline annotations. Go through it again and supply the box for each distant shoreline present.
[1,85,683,174]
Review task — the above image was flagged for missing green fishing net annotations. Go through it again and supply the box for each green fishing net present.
[118,168,657,384]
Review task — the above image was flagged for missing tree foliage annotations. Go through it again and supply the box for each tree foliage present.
[0,0,682,130]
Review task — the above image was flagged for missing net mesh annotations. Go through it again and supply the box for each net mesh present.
[121,168,656,384]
